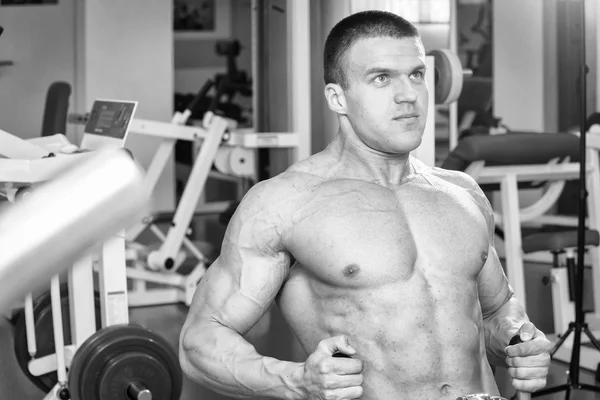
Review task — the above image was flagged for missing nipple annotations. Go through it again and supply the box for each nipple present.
[481,251,488,263]
[342,264,360,278]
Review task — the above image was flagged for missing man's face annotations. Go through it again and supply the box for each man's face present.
[341,36,429,155]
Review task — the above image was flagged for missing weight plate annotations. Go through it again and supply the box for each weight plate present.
[428,49,464,105]
[68,324,182,400]
[13,284,102,392]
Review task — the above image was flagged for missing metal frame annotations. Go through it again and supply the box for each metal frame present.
[125,112,230,308]
[33,235,130,400]
[125,0,312,307]
[0,132,132,400]
[125,112,306,308]
[465,135,600,371]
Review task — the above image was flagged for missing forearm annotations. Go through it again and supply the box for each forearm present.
[482,292,529,367]
[180,321,305,400]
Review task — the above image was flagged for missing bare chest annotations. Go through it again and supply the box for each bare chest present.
[286,178,489,287]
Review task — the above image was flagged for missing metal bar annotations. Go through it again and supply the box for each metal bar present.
[0,149,150,312]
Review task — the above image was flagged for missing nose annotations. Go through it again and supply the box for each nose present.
[393,77,418,103]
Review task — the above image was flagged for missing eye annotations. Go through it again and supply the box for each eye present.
[374,74,389,84]
[411,70,425,80]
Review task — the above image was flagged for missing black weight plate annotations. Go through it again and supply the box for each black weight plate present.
[100,353,171,399]
[69,324,183,400]
[13,284,102,392]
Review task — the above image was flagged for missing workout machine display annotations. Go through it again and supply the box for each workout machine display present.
[80,99,137,150]
[84,100,136,138]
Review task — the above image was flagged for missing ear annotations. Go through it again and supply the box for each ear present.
[324,83,347,115]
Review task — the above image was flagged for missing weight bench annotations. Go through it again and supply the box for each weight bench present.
[441,131,600,370]
[521,229,600,371]
[523,230,600,333]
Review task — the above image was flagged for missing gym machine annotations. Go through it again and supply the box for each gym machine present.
[69,95,301,308]
[1,109,183,399]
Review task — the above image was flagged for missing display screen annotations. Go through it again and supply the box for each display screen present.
[84,101,136,139]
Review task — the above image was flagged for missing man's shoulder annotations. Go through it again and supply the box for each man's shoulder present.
[235,169,322,222]
[431,166,480,192]
[411,157,492,213]
[411,156,479,191]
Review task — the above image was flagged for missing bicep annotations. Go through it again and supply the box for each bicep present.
[463,173,513,315]
[186,249,289,335]
[183,184,292,336]
[478,244,514,318]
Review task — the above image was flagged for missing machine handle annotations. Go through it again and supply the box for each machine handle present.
[186,79,214,112]
[509,335,531,400]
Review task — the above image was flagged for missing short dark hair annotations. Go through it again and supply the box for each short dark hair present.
[323,10,420,89]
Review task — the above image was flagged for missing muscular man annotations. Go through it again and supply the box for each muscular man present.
[180,10,552,399]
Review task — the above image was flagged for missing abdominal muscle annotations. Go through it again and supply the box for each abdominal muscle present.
[278,267,499,400]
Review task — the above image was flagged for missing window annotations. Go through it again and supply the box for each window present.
[351,0,451,24]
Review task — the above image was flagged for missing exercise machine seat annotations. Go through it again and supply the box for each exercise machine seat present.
[41,81,71,137]
[522,229,600,254]
[441,132,580,172]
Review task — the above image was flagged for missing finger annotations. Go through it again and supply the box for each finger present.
[322,373,364,389]
[508,366,549,380]
[517,322,538,342]
[324,385,363,400]
[506,337,552,357]
[512,377,547,393]
[330,358,364,375]
[506,340,552,358]
[506,353,551,368]
[318,335,356,357]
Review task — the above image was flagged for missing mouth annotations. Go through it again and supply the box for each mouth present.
[393,114,419,120]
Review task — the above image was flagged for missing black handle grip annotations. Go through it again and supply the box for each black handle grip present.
[509,335,522,346]
[332,352,351,358]
[187,80,214,112]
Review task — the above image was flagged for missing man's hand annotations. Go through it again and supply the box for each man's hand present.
[299,336,364,400]
[505,322,552,393]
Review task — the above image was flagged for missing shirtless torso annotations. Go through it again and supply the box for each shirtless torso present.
[181,13,549,399]
[179,138,517,400]
[271,150,499,399]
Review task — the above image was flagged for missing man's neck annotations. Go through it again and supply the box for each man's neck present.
[326,131,413,186]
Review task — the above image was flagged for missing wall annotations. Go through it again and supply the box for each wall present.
[0,0,76,140]
[316,0,351,149]
[493,0,545,131]
[544,0,559,133]
[75,0,175,211]
[310,0,326,154]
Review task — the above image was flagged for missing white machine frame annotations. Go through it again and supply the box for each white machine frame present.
[0,131,132,400]
[464,133,600,371]
[113,0,314,308]
[122,110,304,308]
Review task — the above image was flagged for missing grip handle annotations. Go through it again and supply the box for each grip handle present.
[509,335,531,400]
[332,352,352,358]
